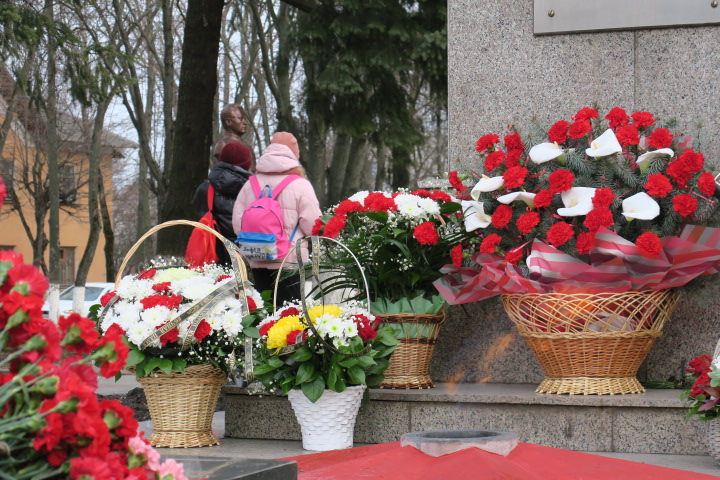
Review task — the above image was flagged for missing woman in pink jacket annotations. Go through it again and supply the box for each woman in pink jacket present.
[232,132,321,305]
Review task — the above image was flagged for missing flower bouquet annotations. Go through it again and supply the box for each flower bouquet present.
[311,189,471,388]
[682,353,720,461]
[0,250,197,479]
[251,299,398,451]
[435,106,720,395]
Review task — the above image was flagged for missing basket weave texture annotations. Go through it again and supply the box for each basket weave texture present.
[378,311,445,389]
[138,364,227,448]
[501,290,679,395]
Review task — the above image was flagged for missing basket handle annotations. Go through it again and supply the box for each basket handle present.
[714,338,720,360]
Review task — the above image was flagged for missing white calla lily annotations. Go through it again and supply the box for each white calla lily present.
[636,148,674,171]
[461,200,491,231]
[471,176,504,200]
[557,187,596,217]
[622,192,660,221]
[585,129,622,158]
[529,142,564,164]
[497,191,536,206]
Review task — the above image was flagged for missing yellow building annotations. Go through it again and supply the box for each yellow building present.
[0,68,134,285]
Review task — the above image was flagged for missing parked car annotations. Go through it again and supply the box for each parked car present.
[42,282,115,319]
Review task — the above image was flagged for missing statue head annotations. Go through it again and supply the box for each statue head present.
[220,104,248,137]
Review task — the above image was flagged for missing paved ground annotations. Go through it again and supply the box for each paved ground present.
[101,374,720,477]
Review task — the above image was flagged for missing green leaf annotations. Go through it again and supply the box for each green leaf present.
[243,327,260,339]
[242,314,257,328]
[347,366,366,385]
[296,362,315,384]
[357,355,377,369]
[301,377,326,403]
[440,202,462,214]
[291,346,313,363]
[171,357,187,373]
[268,356,285,368]
[253,363,281,376]
[338,357,358,367]
[158,359,173,375]
[392,228,406,237]
[125,349,145,367]
[327,366,338,391]
[365,373,385,388]
[362,211,389,223]
[145,357,163,374]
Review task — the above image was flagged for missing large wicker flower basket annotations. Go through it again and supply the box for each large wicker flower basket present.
[501,290,679,395]
[139,364,227,448]
[378,310,445,389]
[113,220,251,447]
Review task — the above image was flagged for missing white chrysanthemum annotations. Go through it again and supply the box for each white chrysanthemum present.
[343,321,358,338]
[417,197,441,216]
[244,288,263,312]
[140,306,172,329]
[154,267,199,283]
[175,277,215,300]
[117,277,153,300]
[394,194,424,218]
[114,302,142,328]
[348,190,370,203]
[126,322,156,348]
[221,311,244,336]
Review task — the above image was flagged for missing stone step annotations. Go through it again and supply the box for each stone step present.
[223,383,704,455]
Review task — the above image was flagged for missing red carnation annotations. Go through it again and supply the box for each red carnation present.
[491,205,513,229]
[480,233,503,254]
[644,173,673,198]
[322,215,347,238]
[140,294,183,311]
[280,307,301,318]
[504,247,524,264]
[286,330,306,345]
[576,232,595,255]
[259,320,277,336]
[548,169,574,193]
[583,207,614,233]
[575,107,598,121]
[485,151,506,172]
[666,160,692,189]
[96,330,129,378]
[636,232,662,258]
[334,200,364,216]
[546,222,574,247]
[678,149,705,173]
[503,166,528,189]
[516,211,540,234]
[672,193,698,216]
[698,171,717,196]
[605,107,629,129]
[311,218,324,236]
[631,111,655,128]
[5,263,48,297]
[504,131,525,154]
[137,268,156,280]
[687,354,712,375]
[548,120,569,144]
[448,171,467,192]
[431,190,452,202]
[568,119,591,139]
[364,192,397,212]
[450,245,464,267]
[247,297,257,311]
[100,291,118,307]
[476,134,500,153]
[59,313,99,355]
[411,189,432,198]
[194,319,212,342]
[534,189,554,208]
[615,125,640,146]
[592,187,616,208]
[151,282,171,293]
[647,128,673,149]
[413,221,439,245]
[158,325,179,346]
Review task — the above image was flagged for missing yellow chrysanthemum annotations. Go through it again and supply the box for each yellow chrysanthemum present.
[267,315,307,349]
[306,305,342,323]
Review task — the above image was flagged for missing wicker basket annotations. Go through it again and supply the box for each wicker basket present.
[138,364,228,448]
[501,290,679,395]
[378,310,445,389]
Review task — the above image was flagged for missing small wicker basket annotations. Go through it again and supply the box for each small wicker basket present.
[112,220,251,447]
[502,289,679,395]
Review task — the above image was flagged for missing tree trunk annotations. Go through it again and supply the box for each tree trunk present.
[98,172,115,281]
[342,136,370,199]
[326,133,352,205]
[391,147,411,190]
[45,0,60,285]
[158,0,224,255]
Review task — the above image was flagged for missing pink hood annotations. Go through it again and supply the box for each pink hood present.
[256,144,300,173]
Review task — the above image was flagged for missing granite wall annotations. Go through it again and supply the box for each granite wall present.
[438,0,720,384]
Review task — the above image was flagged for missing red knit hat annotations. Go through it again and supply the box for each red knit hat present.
[219,142,252,170]
[270,132,300,160]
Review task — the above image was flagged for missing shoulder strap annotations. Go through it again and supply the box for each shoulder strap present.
[249,176,262,198]
[207,184,215,211]
[271,175,301,198]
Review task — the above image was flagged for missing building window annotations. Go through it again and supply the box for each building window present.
[0,158,14,205]
[0,245,15,251]
[59,163,77,205]
[59,246,75,285]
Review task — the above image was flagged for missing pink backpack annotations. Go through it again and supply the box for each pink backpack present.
[235,175,301,261]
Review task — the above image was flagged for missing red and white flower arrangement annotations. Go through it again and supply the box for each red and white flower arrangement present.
[311,189,469,313]
[436,106,720,303]
[250,299,398,402]
[99,264,264,377]
[682,353,720,421]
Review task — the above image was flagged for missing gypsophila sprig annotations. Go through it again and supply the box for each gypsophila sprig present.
[311,189,472,313]
[98,263,265,378]
[249,299,398,402]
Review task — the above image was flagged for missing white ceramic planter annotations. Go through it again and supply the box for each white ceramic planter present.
[288,385,366,451]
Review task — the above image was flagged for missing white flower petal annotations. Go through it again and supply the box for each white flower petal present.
[461,200,491,231]
[529,142,563,164]
[622,192,660,221]
[586,129,622,158]
[636,148,674,168]
[497,191,536,206]
[557,187,597,217]
[471,176,504,199]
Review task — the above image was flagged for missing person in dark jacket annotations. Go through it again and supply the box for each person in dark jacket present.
[192,142,253,265]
